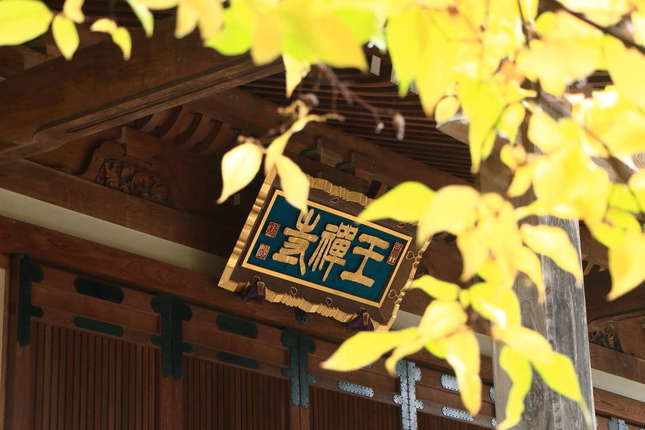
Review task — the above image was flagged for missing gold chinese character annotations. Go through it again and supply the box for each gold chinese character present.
[340,233,389,287]
[308,223,358,281]
[272,209,320,275]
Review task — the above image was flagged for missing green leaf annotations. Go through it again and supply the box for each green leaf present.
[521,224,583,281]
[322,328,418,372]
[498,346,532,430]
[52,14,78,60]
[217,142,264,204]
[275,155,309,211]
[411,275,460,301]
[359,181,434,223]
[0,0,53,46]
[126,0,153,37]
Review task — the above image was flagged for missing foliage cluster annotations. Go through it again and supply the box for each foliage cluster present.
[2,0,644,427]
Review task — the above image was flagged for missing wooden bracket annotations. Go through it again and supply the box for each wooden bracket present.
[15,255,43,346]
[393,360,423,430]
[281,329,316,408]
[150,295,192,379]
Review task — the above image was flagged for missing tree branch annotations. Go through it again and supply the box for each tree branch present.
[543,0,645,55]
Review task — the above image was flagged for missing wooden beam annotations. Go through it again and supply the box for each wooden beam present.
[0,160,237,256]
[590,344,645,385]
[585,269,645,325]
[594,388,645,426]
[0,21,282,163]
[0,214,356,344]
[187,89,467,190]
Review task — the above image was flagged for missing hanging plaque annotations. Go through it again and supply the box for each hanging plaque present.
[219,169,422,329]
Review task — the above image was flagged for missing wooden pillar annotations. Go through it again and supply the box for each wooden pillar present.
[159,375,184,430]
[491,216,596,429]
[5,257,37,430]
[482,145,596,429]
[440,118,596,429]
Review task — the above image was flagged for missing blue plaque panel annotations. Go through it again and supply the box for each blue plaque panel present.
[242,191,412,305]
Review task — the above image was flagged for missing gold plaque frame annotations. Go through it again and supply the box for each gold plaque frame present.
[218,170,424,329]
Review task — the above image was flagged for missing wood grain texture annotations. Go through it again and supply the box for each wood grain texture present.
[594,388,645,426]
[184,356,290,429]
[30,321,159,430]
[480,141,596,428]
[0,257,7,430]
[0,18,282,162]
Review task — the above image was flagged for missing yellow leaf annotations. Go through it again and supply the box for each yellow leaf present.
[386,5,423,95]
[265,111,331,175]
[127,0,153,37]
[532,350,582,402]
[630,169,645,210]
[608,232,645,300]
[498,347,532,430]
[532,144,611,224]
[425,338,446,359]
[521,224,583,280]
[518,12,603,96]
[385,336,425,375]
[111,27,132,60]
[186,0,223,41]
[90,17,117,33]
[560,0,632,26]
[175,1,198,38]
[457,227,488,281]
[434,96,460,124]
[275,155,309,211]
[417,185,480,245]
[470,283,521,329]
[518,0,538,20]
[251,11,282,64]
[62,0,84,23]
[605,37,645,109]
[136,0,177,9]
[322,328,418,372]
[410,275,460,301]
[494,326,554,365]
[608,183,641,214]
[444,330,481,416]
[458,79,506,172]
[217,142,264,204]
[52,14,78,60]
[517,246,545,302]
[0,0,53,45]
[359,181,434,223]
[498,103,525,143]
[418,300,467,340]
[507,164,535,197]
[283,55,310,97]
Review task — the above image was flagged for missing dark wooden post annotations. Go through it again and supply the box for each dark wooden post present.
[440,119,596,429]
